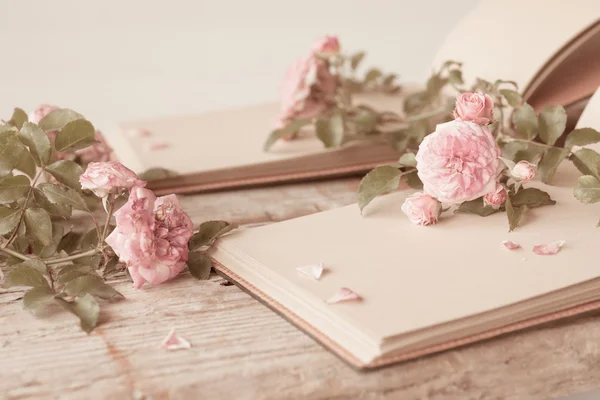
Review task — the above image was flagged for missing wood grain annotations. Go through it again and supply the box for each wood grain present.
[2,178,600,400]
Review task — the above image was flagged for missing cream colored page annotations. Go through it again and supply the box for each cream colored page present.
[432,0,600,88]
[577,87,600,129]
[215,163,600,341]
[112,93,405,174]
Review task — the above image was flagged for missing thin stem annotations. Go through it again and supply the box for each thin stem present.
[44,249,99,266]
[0,247,32,262]
[4,168,45,248]
[406,106,449,123]
[101,198,115,240]
[503,137,554,150]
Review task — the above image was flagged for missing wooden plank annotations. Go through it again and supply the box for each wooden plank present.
[2,178,600,399]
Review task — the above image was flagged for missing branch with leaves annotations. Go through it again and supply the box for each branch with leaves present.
[0,107,233,332]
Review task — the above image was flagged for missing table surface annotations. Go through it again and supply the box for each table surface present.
[2,178,600,400]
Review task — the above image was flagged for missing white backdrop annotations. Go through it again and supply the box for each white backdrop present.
[0,0,477,134]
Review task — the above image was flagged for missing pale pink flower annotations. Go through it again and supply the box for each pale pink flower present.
[484,183,507,207]
[453,91,494,125]
[275,54,337,129]
[80,161,146,197]
[312,35,340,55]
[29,104,59,125]
[401,192,442,226]
[75,130,113,164]
[106,187,194,289]
[511,160,536,182]
[416,121,503,204]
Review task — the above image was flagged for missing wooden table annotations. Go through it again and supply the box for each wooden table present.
[2,178,600,400]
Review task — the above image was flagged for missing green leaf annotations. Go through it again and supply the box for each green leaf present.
[80,227,100,250]
[33,188,72,218]
[455,198,499,217]
[45,160,83,189]
[23,286,55,313]
[364,68,383,83]
[19,122,52,166]
[405,170,423,190]
[8,108,28,129]
[358,166,402,213]
[3,266,48,288]
[382,73,397,86]
[57,270,88,285]
[57,231,82,254]
[263,119,311,151]
[0,205,21,235]
[0,175,30,204]
[187,252,213,280]
[499,89,523,108]
[510,188,556,208]
[426,74,447,97]
[537,147,570,184]
[39,183,88,211]
[538,105,567,146]
[403,91,429,115]
[15,149,37,178]
[349,51,365,70]
[139,167,178,182]
[352,109,377,133]
[571,148,600,180]
[565,127,600,149]
[447,69,463,85]
[188,220,234,251]
[398,153,417,168]
[0,135,27,177]
[56,294,99,333]
[38,109,84,132]
[34,222,63,259]
[505,196,528,232]
[24,208,53,246]
[63,275,124,301]
[18,259,48,274]
[54,119,95,153]
[315,114,344,148]
[574,175,600,204]
[512,103,538,140]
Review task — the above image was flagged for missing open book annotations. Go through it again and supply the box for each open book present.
[209,90,600,369]
[109,0,600,195]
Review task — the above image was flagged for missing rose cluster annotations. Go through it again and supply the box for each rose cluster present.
[402,92,537,226]
[275,35,340,129]
[80,162,193,288]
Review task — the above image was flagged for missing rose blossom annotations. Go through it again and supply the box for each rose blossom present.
[401,192,442,226]
[75,130,114,164]
[416,120,503,204]
[312,35,340,54]
[484,183,507,207]
[105,187,194,289]
[453,91,494,125]
[511,160,536,182]
[79,161,146,197]
[29,104,59,124]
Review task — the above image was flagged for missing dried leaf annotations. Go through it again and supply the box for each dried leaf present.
[502,240,521,250]
[45,160,84,190]
[538,105,567,146]
[0,175,30,204]
[188,220,233,250]
[296,263,324,280]
[326,287,362,304]
[161,328,191,351]
[358,166,402,213]
[24,208,53,246]
[532,240,565,255]
[187,252,212,280]
[565,127,600,149]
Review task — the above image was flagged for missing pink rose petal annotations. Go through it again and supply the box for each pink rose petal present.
[502,240,521,250]
[326,287,362,304]
[296,263,324,280]
[145,142,169,152]
[161,329,191,351]
[126,128,152,138]
[532,240,566,255]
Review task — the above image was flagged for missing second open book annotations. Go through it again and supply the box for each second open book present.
[209,91,600,368]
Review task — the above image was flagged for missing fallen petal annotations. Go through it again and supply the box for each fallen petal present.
[126,128,151,138]
[532,240,566,255]
[502,240,521,250]
[296,263,324,280]
[161,329,191,351]
[145,142,169,152]
[326,287,362,304]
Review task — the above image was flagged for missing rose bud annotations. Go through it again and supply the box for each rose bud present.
[401,192,442,226]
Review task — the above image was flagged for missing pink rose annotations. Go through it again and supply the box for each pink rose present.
[75,130,114,164]
[29,104,59,125]
[511,160,536,182]
[105,187,193,289]
[275,55,337,129]
[79,161,146,197]
[401,192,442,226]
[416,120,503,204]
[484,183,507,207]
[453,91,494,125]
[313,35,340,54]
